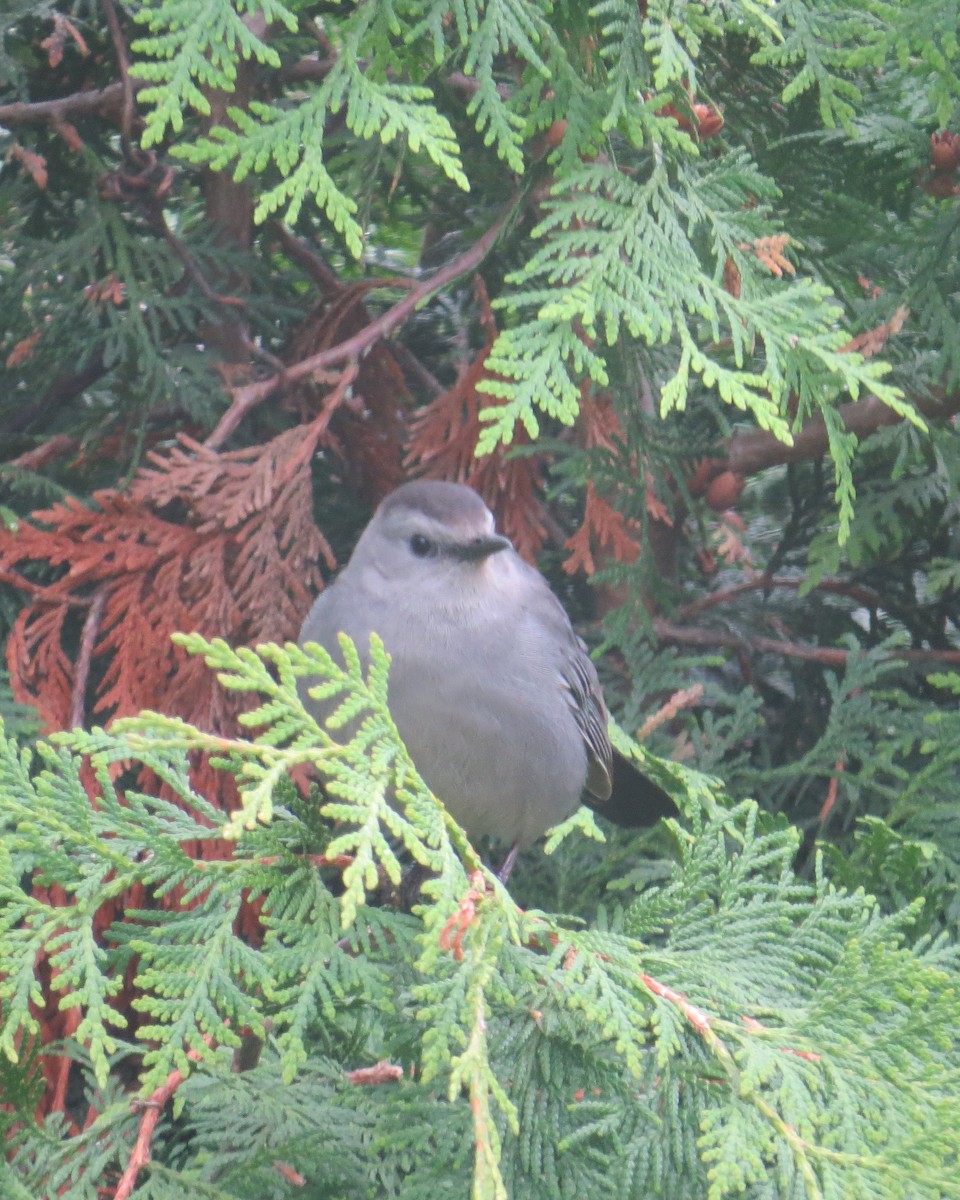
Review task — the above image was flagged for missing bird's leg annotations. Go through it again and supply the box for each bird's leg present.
[496,842,520,884]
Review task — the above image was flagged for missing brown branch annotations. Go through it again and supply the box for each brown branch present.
[100,0,136,154]
[725,389,960,478]
[205,195,518,448]
[272,1161,307,1187]
[271,225,444,396]
[652,619,960,667]
[69,585,108,729]
[206,350,357,451]
[0,83,135,127]
[0,28,340,130]
[635,684,704,741]
[390,340,444,398]
[113,1042,211,1200]
[1,355,106,438]
[239,329,288,375]
[279,56,337,86]
[819,759,845,824]
[271,222,342,295]
[346,1060,404,1086]
[231,1031,265,1074]
[270,250,417,298]
[676,575,884,623]
[146,203,247,308]
[444,72,511,102]
[0,60,501,134]
[3,434,79,472]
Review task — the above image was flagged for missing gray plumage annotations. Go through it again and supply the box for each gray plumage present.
[298,481,664,848]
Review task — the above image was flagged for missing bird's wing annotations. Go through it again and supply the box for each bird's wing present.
[512,557,614,802]
[561,633,614,802]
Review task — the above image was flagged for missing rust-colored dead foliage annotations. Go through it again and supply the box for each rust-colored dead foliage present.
[283,282,410,504]
[563,393,642,576]
[1,425,333,748]
[0,422,342,1120]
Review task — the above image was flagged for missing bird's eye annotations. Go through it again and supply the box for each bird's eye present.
[409,533,433,558]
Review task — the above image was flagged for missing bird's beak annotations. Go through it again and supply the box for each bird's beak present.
[454,533,512,562]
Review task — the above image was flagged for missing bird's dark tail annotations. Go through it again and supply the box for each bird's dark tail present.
[584,752,679,828]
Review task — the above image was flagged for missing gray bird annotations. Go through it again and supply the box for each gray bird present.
[298,481,675,859]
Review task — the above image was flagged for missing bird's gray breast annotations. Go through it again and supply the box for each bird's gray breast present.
[298,570,588,846]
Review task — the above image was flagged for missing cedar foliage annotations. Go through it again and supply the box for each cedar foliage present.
[2,638,959,1200]
[1,0,960,1196]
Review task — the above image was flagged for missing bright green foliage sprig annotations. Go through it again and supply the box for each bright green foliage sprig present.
[118,632,481,917]
[752,1,874,131]
[122,0,930,528]
[844,0,960,125]
[412,0,553,173]
[131,0,299,146]
[1,636,958,1198]
[171,3,469,249]
[478,154,911,486]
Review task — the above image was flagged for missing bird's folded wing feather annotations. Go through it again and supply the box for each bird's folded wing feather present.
[561,637,614,802]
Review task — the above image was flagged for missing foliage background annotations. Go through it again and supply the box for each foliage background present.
[0,0,959,1196]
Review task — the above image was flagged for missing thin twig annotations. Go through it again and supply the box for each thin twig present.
[271,222,342,294]
[70,585,108,729]
[285,361,360,473]
[206,195,518,448]
[0,567,93,606]
[390,340,444,398]
[635,684,704,741]
[207,350,357,453]
[239,329,288,375]
[652,619,960,667]
[146,204,247,308]
[100,0,136,156]
[269,228,445,393]
[676,575,884,623]
[272,226,421,297]
[3,434,79,471]
[675,575,949,665]
[726,389,960,478]
[113,1042,211,1200]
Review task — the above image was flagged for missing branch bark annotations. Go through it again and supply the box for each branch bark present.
[101,0,137,154]
[113,1042,212,1200]
[676,575,885,622]
[652,619,960,667]
[0,355,106,438]
[205,195,518,448]
[69,585,108,730]
[0,82,135,127]
[4,434,79,471]
[725,389,960,478]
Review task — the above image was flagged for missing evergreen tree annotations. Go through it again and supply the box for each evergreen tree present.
[1,1,959,1196]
